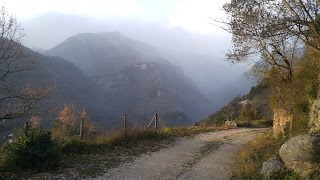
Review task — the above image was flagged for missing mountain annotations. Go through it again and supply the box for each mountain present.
[21,51,107,126]
[0,44,109,138]
[22,14,253,113]
[46,32,158,77]
[46,32,212,125]
[159,49,253,111]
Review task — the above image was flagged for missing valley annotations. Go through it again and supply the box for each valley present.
[2,0,320,179]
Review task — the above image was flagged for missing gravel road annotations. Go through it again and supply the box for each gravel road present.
[94,128,266,180]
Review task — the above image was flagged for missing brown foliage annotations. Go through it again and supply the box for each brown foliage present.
[79,107,96,135]
[57,104,77,127]
[52,104,96,140]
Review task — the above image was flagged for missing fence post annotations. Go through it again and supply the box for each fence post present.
[147,114,155,129]
[80,117,84,141]
[154,113,158,134]
[289,120,293,138]
[124,114,127,137]
[24,122,29,137]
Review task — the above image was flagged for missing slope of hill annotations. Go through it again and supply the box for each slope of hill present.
[17,49,108,126]
[46,32,157,77]
[199,80,273,127]
[0,45,110,142]
[159,49,253,111]
[46,32,213,125]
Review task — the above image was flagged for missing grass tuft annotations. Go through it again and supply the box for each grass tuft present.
[231,130,286,179]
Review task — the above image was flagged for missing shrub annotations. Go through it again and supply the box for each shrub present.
[60,140,90,154]
[1,129,61,171]
[164,127,172,134]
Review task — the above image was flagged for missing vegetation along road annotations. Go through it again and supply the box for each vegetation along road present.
[95,128,266,180]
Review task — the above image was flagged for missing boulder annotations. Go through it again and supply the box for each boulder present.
[260,157,286,177]
[279,135,320,177]
[224,120,237,128]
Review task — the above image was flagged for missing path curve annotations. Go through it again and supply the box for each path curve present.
[94,128,267,180]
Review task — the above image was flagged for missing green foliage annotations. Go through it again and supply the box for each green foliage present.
[238,104,262,121]
[271,170,300,180]
[60,140,90,154]
[296,53,320,100]
[246,80,269,100]
[0,129,61,171]
[309,171,320,179]
[239,104,253,120]
[203,96,244,125]
[236,103,265,127]
[295,100,310,113]
[246,170,300,180]
[263,49,320,136]
[164,127,172,134]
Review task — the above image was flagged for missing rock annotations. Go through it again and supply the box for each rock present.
[279,134,320,177]
[309,99,320,135]
[224,120,237,128]
[260,157,286,177]
[273,108,293,137]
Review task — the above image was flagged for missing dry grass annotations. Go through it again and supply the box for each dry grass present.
[168,125,233,137]
[0,125,231,179]
[231,130,286,179]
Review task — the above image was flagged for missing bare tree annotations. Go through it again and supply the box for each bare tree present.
[0,6,54,124]
[281,0,320,54]
[220,0,320,79]
[220,0,301,82]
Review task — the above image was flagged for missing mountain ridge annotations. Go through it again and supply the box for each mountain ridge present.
[46,32,213,124]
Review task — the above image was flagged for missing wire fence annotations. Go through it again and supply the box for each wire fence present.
[0,112,166,145]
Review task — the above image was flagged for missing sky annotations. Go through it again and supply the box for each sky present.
[3,0,229,34]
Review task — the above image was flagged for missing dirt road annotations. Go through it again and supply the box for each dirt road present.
[95,128,266,180]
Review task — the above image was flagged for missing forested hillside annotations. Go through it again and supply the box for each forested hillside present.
[199,79,273,127]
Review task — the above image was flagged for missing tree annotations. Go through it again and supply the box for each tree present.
[219,0,320,110]
[239,103,253,121]
[219,0,320,136]
[281,0,320,54]
[0,6,54,124]
[221,0,300,82]
[53,104,78,139]
[220,0,320,81]
[52,104,96,140]
[79,107,96,139]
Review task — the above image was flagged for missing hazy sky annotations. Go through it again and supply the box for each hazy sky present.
[3,0,228,34]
